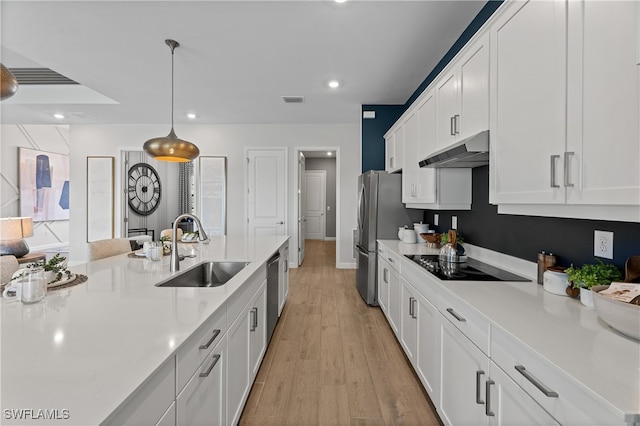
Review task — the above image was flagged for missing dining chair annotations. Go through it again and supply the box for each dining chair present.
[88,238,133,261]
[1,255,20,285]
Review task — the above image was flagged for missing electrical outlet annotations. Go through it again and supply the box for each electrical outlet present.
[452,216,458,230]
[434,214,439,226]
[594,230,614,259]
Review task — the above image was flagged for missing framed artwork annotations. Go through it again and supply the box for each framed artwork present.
[19,147,70,221]
[87,157,115,242]
[199,156,226,236]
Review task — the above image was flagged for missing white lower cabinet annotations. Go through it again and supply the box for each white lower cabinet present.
[278,244,289,316]
[176,336,227,426]
[387,265,402,337]
[156,402,176,426]
[400,277,418,363]
[415,290,439,400]
[487,361,559,426]
[439,316,489,426]
[249,282,267,381]
[377,249,390,314]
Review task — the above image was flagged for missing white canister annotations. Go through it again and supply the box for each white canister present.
[400,228,417,244]
[413,223,429,243]
[543,267,569,296]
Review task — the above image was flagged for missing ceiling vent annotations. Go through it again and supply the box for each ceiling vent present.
[9,68,78,85]
[282,96,304,104]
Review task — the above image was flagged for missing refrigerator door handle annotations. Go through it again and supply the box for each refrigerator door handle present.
[357,183,366,234]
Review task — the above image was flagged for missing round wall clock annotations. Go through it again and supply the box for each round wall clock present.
[127,162,161,215]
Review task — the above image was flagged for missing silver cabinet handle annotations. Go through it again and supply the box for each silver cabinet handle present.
[409,297,415,318]
[388,257,394,263]
[476,370,485,404]
[199,329,221,350]
[199,354,221,378]
[450,116,456,136]
[515,365,559,398]
[446,308,466,322]
[284,262,288,273]
[250,307,258,332]
[454,114,460,135]
[277,221,284,225]
[383,268,389,284]
[550,155,561,188]
[564,152,574,187]
[390,157,394,169]
[485,379,495,417]
[412,298,417,319]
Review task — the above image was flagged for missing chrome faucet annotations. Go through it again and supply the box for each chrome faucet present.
[170,213,209,272]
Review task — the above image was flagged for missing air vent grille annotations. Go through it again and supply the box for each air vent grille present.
[9,68,78,85]
[282,96,304,104]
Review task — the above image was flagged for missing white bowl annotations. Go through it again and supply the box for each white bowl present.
[592,285,640,341]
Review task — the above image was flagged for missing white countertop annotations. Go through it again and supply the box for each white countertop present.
[0,235,288,426]
[379,239,640,423]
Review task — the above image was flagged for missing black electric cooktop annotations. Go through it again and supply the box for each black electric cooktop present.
[404,254,529,282]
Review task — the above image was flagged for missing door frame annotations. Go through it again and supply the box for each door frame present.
[304,169,326,240]
[293,146,341,269]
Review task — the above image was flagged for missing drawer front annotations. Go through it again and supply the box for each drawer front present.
[227,264,266,324]
[437,288,490,355]
[176,306,226,393]
[400,259,439,306]
[491,326,624,426]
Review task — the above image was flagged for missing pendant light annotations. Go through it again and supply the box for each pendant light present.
[1,64,19,100]
[143,39,199,162]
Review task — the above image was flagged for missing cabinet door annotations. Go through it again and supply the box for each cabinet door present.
[459,35,489,139]
[487,362,560,426]
[278,248,288,316]
[490,0,567,204]
[387,266,401,336]
[176,337,227,426]
[416,292,439,401]
[400,278,418,365]
[566,0,640,205]
[227,306,250,426]
[249,282,267,380]
[415,92,437,204]
[436,71,459,151]
[385,133,395,172]
[377,254,390,315]
[402,112,418,203]
[440,316,488,426]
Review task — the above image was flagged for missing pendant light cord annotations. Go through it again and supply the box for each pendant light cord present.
[170,42,175,130]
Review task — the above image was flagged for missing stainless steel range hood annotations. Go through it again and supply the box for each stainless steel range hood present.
[419,130,489,168]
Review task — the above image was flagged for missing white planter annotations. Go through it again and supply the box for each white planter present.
[44,271,56,284]
[579,287,595,309]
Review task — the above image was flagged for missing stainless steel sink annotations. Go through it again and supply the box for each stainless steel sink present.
[156,261,249,288]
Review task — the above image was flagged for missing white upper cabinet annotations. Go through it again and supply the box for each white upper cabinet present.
[489,0,567,205]
[565,0,640,205]
[491,0,640,212]
[385,125,403,173]
[435,34,489,152]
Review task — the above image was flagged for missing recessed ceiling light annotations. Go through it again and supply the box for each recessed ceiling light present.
[328,80,340,89]
[335,0,347,3]
[327,151,333,156]
[187,113,197,119]
[53,113,65,119]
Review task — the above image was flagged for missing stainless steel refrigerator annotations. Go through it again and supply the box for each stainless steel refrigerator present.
[356,171,421,305]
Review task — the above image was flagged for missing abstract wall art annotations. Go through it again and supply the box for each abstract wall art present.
[19,147,70,221]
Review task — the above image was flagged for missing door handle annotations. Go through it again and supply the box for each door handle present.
[485,380,495,417]
[450,116,456,136]
[475,370,485,404]
[454,114,460,135]
[515,365,558,397]
[408,297,415,317]
[564,152,575,188]
[550,155,560,188]
[277,221,284,225]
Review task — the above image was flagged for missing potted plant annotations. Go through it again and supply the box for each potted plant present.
[12,253,72,285]
[565,260,622,308]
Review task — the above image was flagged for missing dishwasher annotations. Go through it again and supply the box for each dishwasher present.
[266,252,280,345]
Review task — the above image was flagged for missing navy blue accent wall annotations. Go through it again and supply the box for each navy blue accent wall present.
[361,105,404,173]
[424,166,640,271]
[360,1,503,172]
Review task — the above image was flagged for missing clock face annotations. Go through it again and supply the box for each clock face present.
[127,163,161,216]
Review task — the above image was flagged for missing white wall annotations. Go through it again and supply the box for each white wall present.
[70,123,359,267]
[0,124,70,251]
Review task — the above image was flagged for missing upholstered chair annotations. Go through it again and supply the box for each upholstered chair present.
[88,238,133,261]
[0,255,19,285]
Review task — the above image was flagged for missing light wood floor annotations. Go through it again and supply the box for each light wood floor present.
[239,240,442,426]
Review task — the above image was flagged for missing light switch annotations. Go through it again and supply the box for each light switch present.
[434,214,439,226]
[452,216,458,230]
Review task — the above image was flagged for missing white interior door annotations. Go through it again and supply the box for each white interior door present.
[297,154,306,265]
[246,148,287,239]
[304,170,326,240]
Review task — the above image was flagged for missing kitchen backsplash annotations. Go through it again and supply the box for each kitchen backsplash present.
[424,166,640,270]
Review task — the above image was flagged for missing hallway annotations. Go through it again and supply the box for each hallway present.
[239,240,441,425]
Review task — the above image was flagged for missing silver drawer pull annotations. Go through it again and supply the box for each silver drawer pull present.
[446,308,466,322]
[564,151,575,187]
[515,365,559,398]
[199,329,221,350]
[476,370,485,404]
[388,257,394,263]
[485,379,495,417]
[550,155,560,188]
[199,354,221,378]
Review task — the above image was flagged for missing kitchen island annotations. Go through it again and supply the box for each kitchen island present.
[1,235,288,426]
[378,240,640,426]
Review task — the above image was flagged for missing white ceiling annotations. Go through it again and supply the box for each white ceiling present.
[0,1,485,126]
